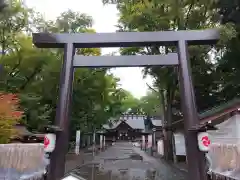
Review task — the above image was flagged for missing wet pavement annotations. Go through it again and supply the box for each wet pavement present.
[69,142,187,180]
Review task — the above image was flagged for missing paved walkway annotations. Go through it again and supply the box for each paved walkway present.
[68,142,187,180]
[134,147,187,180]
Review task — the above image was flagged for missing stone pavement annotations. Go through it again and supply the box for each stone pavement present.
[65,151,94,173]
[133,147,187,180]
[68,142,187,180]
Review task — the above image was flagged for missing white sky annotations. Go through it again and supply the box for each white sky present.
[25,0,153,98]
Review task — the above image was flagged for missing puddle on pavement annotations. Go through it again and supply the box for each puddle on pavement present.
[129,154,143,161]
[71,163,158,180]
[103,154,141,162]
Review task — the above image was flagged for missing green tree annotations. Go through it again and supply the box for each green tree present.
[103,0,221,160]
[0,0,28,55]
[0,5,129,140]
[139,90,162,116]
[214,0,240,103]
[120,90,142,113]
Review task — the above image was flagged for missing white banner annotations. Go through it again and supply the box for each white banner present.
[93,132,96,144]
[142,135,145,147]
[148,134,152,148]
[75,130,81,155]
[157,140,164,155]
[100,135,103,149]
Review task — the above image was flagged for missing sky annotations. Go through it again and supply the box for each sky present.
[25,0,153,98]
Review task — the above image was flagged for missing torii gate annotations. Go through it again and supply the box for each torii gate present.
[33,29,219,180]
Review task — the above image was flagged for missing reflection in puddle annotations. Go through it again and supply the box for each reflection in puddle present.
[71,163,159,180]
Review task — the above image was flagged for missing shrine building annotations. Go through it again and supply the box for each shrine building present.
[102,114,163,143]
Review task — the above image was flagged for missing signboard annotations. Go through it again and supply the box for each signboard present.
[157,140,164,155]
[174,133,186,155]
[75,130,81,155]
[103,136,105,147]
[198,132,211,152]
[147,134,152,148]
[44,133,56,153]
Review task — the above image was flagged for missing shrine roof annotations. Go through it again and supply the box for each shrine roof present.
[103,118,145,130]
[103,115,146,130]
[172,98,240,129]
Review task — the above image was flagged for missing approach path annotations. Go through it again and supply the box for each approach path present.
[69,142,187,180]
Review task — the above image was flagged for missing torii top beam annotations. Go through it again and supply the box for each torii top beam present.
[32,29,219,48]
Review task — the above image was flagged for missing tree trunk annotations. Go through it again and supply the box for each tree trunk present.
[165,89,174,161]
[161,88,174,161]
[159,89,168,159]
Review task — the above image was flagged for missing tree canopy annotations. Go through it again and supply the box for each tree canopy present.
[1,0,240,149]
[102,0,240,160]
[0,0,135,143]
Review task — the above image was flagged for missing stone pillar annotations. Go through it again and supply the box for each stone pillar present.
[142,135,145,150]
[144,135,147,151]
[103,136,106,149]
[93,131,96,156]
[75,130,81,155]
[100,135,103,150]
[148,134,153,155]
[88,135,91,147]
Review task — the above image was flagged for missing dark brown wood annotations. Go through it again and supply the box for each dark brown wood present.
[177,40,207,180]
[32,29,219,48]
[73,53,178,67]
[47,43,75,180]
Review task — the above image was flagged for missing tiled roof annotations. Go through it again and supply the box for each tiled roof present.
[103,115,146,130]
[199,98,240,119]
[103,118,145,130]
[126,119,145,129]
[173,98,240,126]
[102,121,121,129]
[103,115,163,130]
